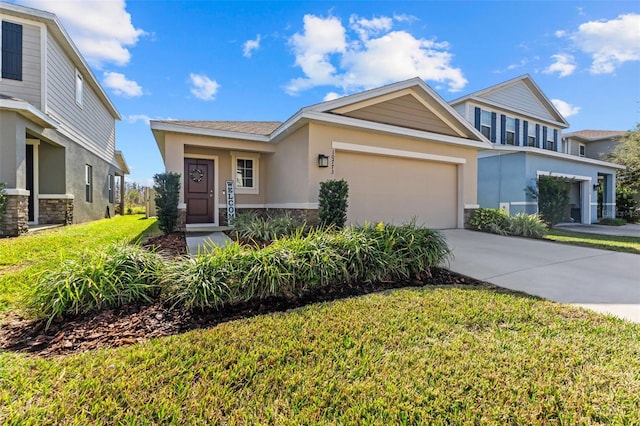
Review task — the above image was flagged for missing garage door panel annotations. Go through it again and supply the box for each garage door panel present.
[335,152,457,228]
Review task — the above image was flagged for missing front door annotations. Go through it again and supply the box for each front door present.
[184,158,214,223]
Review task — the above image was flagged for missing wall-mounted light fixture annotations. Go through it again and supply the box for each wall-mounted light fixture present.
[318,154,329,168]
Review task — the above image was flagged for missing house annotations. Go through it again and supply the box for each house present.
[562,130,626,160]
[450,74,624,223]
[151,78,491,230]
[0,2,128,237]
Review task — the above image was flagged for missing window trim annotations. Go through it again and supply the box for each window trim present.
[480,110,491,140]
[75,69,83,107]
[579,143,586,157]
[85,164,93,203]
[505,117,516,145]
[231,152,260,195]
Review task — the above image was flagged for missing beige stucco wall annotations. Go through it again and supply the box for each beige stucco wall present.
[262,126,309,205]
[306,122,478,207]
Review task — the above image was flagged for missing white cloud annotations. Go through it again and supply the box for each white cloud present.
[189,73,220,101]
[103,71,142,97]
[17,0,145,68]
[571,13,640,74]
[543,53,576,77]
[125,114,174,125]
[286,14,466,95]
[243,35,261,58]
[323,92,342,101]
[551,99,581,118]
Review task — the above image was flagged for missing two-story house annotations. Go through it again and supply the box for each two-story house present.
[450,75,623,224]
[0,2,128,236]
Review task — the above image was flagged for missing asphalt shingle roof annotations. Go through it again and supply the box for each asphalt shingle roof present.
[155,120,282,136]
[563,130,625,141]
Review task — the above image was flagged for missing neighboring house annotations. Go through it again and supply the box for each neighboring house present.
[151,78,491,230]
[562,130,626,160]
[450,74,623,223]
[0,2,129,237]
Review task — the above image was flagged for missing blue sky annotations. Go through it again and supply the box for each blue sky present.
[10,0,640,185]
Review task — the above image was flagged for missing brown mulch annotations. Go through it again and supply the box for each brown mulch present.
[0,234,489,358]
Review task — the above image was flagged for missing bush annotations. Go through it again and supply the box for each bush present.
[507,213,548,238]
[153,172,181,234]
[597,217,627,226]
[616,185,639,223]
[469,208,509,232]
[27,244,165,328]
[319,179,349,228]
[526,176,571,227]
[166,223,451,310]
[230,211,303,242]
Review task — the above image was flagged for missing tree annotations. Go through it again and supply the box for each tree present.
[609,124,640,192]
[526,175,572,228]
[153,172,181,235]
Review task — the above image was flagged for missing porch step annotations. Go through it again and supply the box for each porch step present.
[185,224,231,233]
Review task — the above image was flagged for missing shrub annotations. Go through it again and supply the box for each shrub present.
[166,223,451,310]
[0,182,7,234]
[230,211,302,242]
[616,185,639,223]
[597,217,627,226]
[526,175,572,227]
[507,213,548,238]
[469,208,509,233]
[27,244,165,328]
[319,179,349,228]
[153,172,181,235]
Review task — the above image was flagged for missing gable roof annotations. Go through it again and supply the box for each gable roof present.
[152,77,492,153]
[563,130,626,141]
[449,74,569,128]
[0,1,120,120]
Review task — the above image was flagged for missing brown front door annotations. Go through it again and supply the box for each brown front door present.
[184,158,214,223]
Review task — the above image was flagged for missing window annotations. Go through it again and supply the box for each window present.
[1,21,22,80]
[579,144,586,157]
[75,70,83,106]
[232,152,260,194]
[505,117,516,145]
[480,110,491,139]
[547,135,555,151]
[85,164,93,203]
[108,174,114,203]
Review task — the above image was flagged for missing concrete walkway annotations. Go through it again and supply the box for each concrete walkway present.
[555,223,640,237]
[442,229,640,323]
[185,231,232,254]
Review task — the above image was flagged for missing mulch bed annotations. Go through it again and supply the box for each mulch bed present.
[0,234,489,358]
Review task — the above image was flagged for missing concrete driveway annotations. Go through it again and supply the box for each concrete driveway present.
[442,229,640,323]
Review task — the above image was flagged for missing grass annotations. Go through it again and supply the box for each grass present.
[1,288,639,424]
[545,229,640,254]
[0,215,159,311]
[1,218,639,423]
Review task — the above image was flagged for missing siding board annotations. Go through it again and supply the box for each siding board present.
[482,81,555,122]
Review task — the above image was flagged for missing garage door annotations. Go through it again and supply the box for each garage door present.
[335,151,458,229]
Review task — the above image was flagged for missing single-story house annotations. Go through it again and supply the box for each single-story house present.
[151,78,491,230]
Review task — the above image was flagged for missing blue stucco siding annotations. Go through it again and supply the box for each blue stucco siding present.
[478,152,528,213]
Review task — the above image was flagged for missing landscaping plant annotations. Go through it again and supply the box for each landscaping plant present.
[526,175,572,227]
[469,208,509,233]
[507,213,548,238]
[319,179,349,228]
[230,210,302,242]
[27,243,165,327]
[153,172,181,234]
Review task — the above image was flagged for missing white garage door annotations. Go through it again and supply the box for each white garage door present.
[335,151,458,229]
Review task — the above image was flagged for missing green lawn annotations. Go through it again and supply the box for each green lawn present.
[1,218,639,424]
[545,229,640,254]
[0,215,159,311]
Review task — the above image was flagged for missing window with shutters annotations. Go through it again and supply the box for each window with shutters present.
[505,117,516,145]
[1,21,23,80]
[480,110,491,139]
